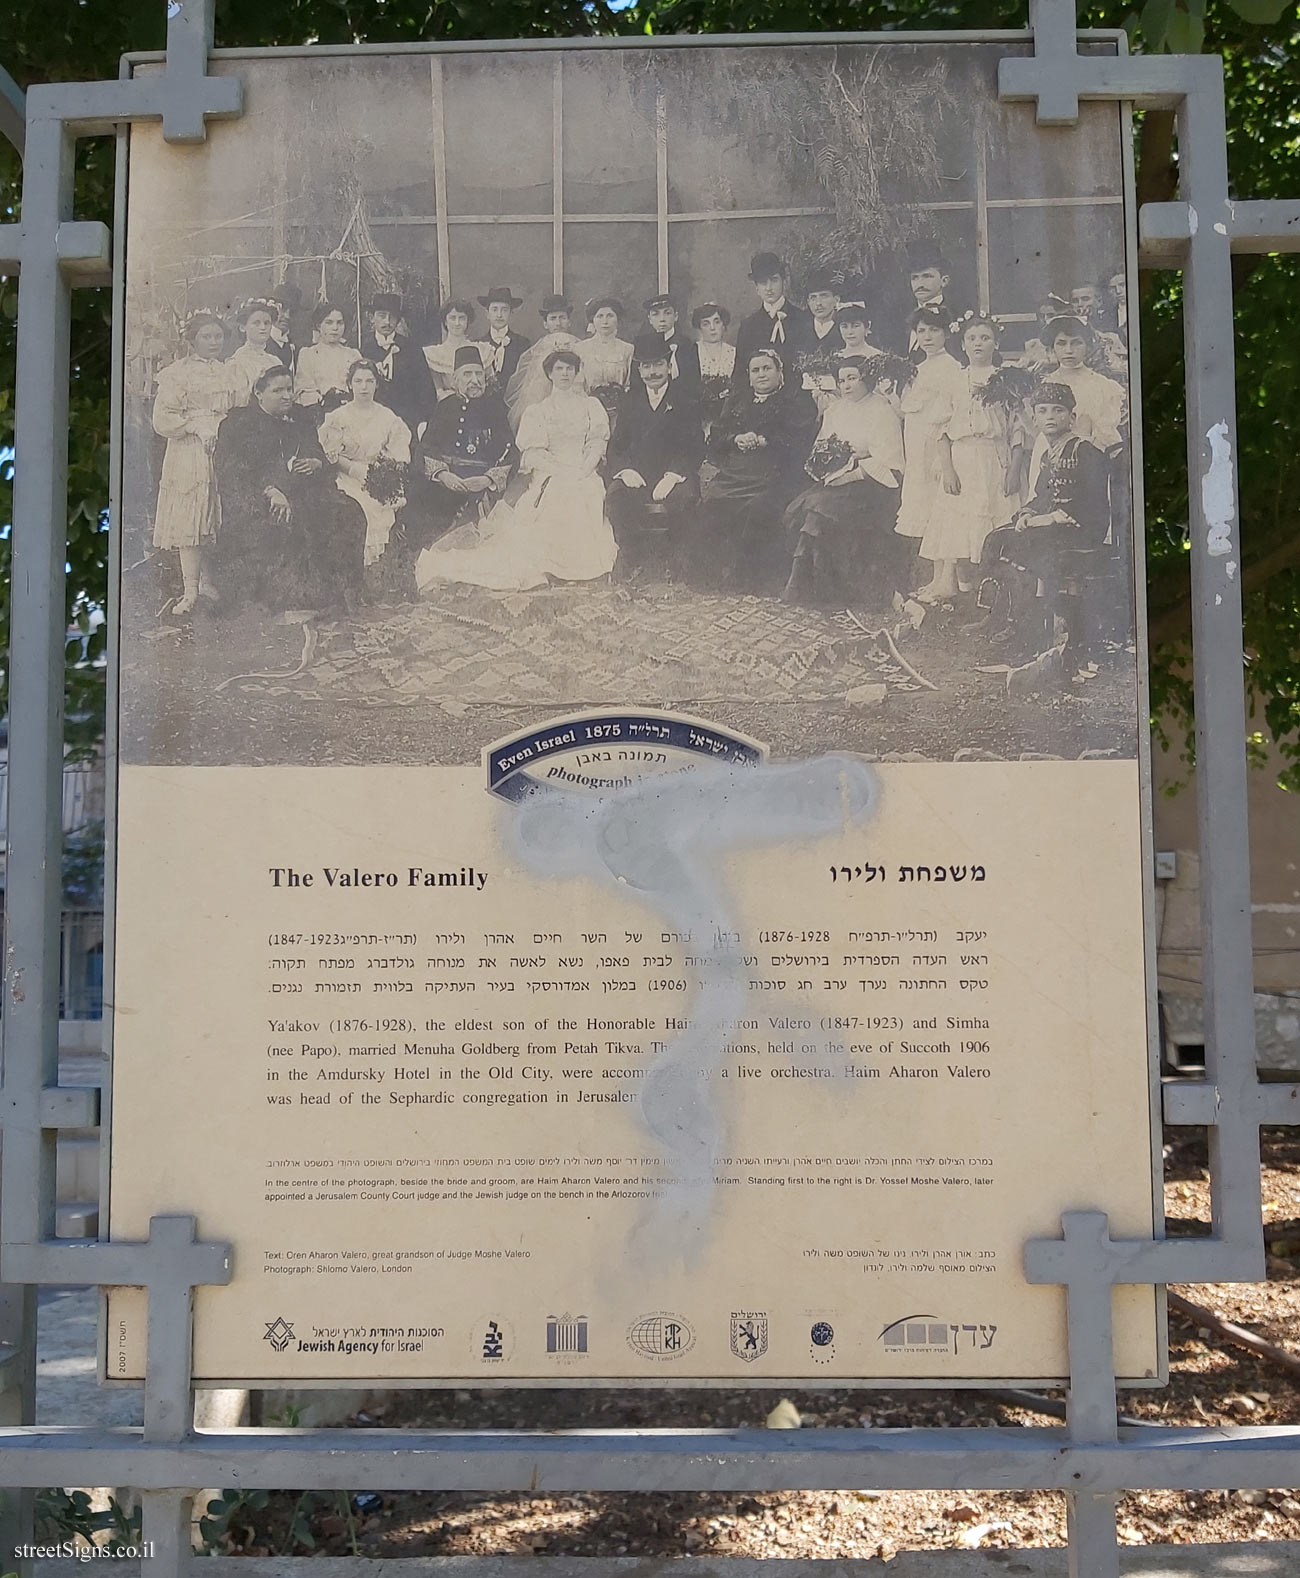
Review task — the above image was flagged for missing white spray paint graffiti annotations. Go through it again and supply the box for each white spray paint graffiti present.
[510,755,880,1264]
[1202,421,1236,558]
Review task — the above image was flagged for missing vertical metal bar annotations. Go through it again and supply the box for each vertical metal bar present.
[140,1489,192,1577]
[1066,1492,1121,1578]
[2,111,76,1253]
[430,57,452,299]
[0,1280,36,1564]
[552,58,564,294]
[655,91,669,294]
[1176,60,1264,1255]
[143,1268,197,1442]
[0,112,73,1564]
[974,113,991,315]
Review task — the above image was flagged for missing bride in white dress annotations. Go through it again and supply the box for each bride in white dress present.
[416,349,618,592]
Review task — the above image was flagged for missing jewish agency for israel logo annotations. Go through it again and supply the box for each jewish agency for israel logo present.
[263,1316,295,1353]
[627,1311,696,1360]
[730,1310,768,1362]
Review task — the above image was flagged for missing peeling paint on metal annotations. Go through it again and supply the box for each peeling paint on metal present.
[1201,421,1235,557]
[510,756,879,1260]
[1213,222,1227,236]
[1226,560,1237,580]
[1187,205,1198,235]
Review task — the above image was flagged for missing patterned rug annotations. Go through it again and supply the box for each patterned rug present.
[262,584,910,711]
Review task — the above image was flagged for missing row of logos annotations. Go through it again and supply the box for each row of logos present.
[264,1312,993,1362]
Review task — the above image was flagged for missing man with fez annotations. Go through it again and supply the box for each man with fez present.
[695,346,818,593]
[606,334,705,580]
[361,292,429,428]
[971,380,1112,659]
[213,363,366,613]
[734,252,812,370]
[403,345,516,555]
[643,293,701,397]
[476,285,532,387]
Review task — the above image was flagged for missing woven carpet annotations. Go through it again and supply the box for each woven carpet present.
[282,584,904,710]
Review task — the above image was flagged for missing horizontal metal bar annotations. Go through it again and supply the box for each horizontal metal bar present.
[34,1558,1300,1578]
[1160,1080,1300,1127]
[26,76,241,138]
[0,1425,1299,1493]
[1256,1083,1300,1124]
[1140,196,1300,269]
[37,1084,101,1129]
[129,29,1125,62]
[1161,1079,1220,1125]
[1027,1235,1263,1287]
[0,1233,231,1288]
[999,52,1206,111]
[55,220,112,284]
[1225,199,1300,253]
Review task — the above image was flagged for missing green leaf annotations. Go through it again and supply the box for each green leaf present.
[1224,0,1293,21]
[1140,0,1177,50]
[1165,5,1205,51]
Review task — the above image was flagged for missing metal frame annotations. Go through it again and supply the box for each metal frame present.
[1,2,1297,1574]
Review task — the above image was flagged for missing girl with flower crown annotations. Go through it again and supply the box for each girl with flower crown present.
[918,314,1024,601]
[151,310,241,614]
[226,299,285,407]
[893,306,964,576]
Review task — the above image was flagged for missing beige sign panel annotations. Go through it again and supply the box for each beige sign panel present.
[109,40,1158,1385]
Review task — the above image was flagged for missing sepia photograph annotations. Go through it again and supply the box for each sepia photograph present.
[118,40,1140,768]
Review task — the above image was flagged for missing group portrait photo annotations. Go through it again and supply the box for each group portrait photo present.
[118,39,1141,768]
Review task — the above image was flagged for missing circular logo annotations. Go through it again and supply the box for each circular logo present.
[810,1320,835,1348]
[627,1312,696,1360]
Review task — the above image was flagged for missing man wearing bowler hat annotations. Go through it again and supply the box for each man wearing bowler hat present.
[606,334,704,580]
[361,291,429,427]
[643,293,700,396]
[734,251,811,370]
[476,285,531,386]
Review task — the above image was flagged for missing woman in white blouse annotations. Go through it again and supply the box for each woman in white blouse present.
[294,303,362,412]
[783,355,904,609]
[318,360,412,567]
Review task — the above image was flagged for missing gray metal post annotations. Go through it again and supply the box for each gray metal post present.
[1174,60,1264,1252]
[2,104,73,1265]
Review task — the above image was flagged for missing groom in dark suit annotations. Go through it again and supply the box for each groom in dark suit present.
[606,334,705,580]
[734,251,812,370]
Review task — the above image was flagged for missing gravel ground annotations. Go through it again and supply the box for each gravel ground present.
[217,1126,1300,1561]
